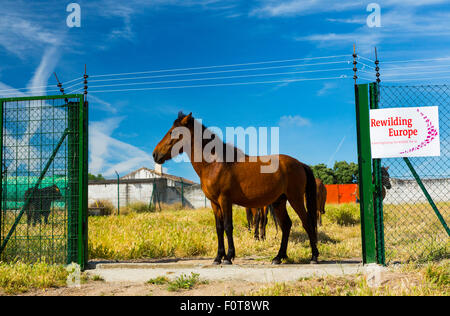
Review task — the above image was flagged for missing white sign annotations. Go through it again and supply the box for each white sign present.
[370,106,440,158]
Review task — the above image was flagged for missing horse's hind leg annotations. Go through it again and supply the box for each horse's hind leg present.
[211,201,226,265]
[260,207,268,240]
[272,195,291,264]
[287,194,319,264]
[254,209,260,240]
[245,208,253,231]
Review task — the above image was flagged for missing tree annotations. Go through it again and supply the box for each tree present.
[88,173,105,181]
[333,161,358,184]
[311,164,335,184]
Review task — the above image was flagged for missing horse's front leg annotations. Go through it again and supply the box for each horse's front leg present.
[211,202,225,265]
[220,197,235,264]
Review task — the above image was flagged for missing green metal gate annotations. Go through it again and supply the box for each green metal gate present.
[355,83,450,265]
[0,95,88,269]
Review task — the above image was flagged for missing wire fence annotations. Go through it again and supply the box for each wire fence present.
[377,84,450,263]
[88,177,210,216]
[0,95,88,266]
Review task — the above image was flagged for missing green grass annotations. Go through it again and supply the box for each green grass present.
[0,262,68,294]
[147,276,169,285]
[424,262,449,286]
[167,273,203,292]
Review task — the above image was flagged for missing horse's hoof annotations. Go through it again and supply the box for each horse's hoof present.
[222,259,233,265]
[310,257,319,264]
[271,258,282,265]
[212,260,221,265]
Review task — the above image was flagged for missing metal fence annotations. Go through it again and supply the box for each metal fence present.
[355,83,449,265]
[376,84,450,263]
[0,95,88,268]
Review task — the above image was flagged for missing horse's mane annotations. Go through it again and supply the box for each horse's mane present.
[177,112,247,162]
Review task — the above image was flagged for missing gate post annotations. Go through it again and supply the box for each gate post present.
[354,84,377,264]
[370,83,386,265]
[0,101,3,250]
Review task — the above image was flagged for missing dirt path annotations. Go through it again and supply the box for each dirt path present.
[21,280,263,296]
[18,258,381,296]
[85,258,365,283]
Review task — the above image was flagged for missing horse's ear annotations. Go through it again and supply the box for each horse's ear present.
[180,112,192,126]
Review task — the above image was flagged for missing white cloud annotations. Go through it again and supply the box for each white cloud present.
[89,116,155,177]
[279,115,311,127]
[250,0,447,17]
[27,46,60,95]
[317,82,337,96]
[294,8,450,54]
[88,94,119,114]
[0,6,64,59]
[0,46,63,174]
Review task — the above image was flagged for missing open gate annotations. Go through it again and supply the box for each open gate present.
[0,95,88,269]
[355,83,449,265]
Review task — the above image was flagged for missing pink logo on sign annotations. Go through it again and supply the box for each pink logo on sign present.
[399,108,438,155]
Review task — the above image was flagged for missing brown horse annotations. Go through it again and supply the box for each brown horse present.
[315,178,327,226]
[153,112,318,265]
[246,205,277,240]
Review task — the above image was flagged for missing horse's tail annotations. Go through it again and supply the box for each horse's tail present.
[268,204,278,232]
[304,165,317,237]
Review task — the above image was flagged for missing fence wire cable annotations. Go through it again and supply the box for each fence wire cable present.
[89,54,351,78]
[86,68,352,89]
[0,77,84,93]
[78,75,350,93]
[88,60,353,83]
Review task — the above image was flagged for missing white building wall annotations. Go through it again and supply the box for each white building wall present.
[88,182,155,207]
[88,180,211,209]
[383,178,450,204]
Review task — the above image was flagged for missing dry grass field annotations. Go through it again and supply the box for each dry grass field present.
[88,204,362,263]
[1,203,448,295]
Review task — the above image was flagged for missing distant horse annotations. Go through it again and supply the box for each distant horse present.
[356,166,392,201]
[315,178,327,226]
[153,112,318,265]
[24,185,62,226]
[246,205,278,240]
[380,167,392,200]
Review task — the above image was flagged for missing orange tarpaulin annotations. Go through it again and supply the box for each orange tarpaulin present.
[325,184,358,204]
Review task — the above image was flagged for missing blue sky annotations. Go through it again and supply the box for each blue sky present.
[1,0,450,182]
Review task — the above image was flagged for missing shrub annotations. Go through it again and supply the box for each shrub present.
[89,200,116,216]
[0,262,68,294]
[167,273,202,291]
[127,201,153,213]
[323,204,360,226]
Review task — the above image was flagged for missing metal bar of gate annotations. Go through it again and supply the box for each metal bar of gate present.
[0,128,69,255]
[403,157,450,236]
[370,83,386,265]
[0,101,3,249]
[355,84,377,264]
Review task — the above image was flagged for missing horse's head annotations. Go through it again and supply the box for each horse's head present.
[52,185,63,200]
[381,166,391,189]
[152,112,193,164]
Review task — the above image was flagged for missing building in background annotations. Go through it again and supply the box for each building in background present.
[88,166,210,210]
